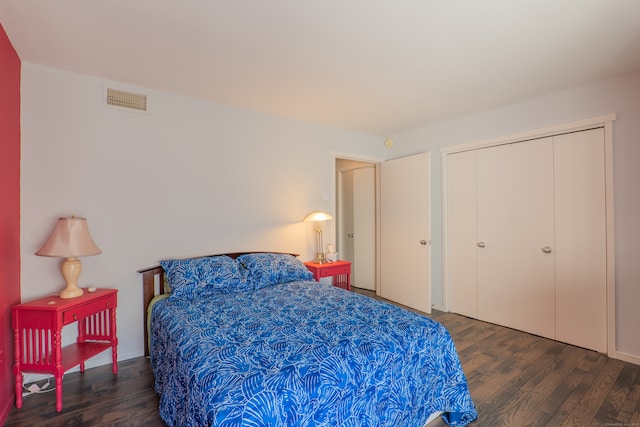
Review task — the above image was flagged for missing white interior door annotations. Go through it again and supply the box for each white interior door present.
[379,152,431,313]
[338,170,355,266]
[352,167,376,290]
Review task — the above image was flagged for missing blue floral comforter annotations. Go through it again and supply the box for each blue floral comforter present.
[151,281,477,426]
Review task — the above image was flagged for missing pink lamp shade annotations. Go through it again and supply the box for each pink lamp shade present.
[36,217,102,299]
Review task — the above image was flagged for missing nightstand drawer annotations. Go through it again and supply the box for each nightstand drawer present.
[318,264,350,277]
[63,294,116,325]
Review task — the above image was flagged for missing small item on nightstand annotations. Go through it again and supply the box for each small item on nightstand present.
[326,245,338,262]
[87,286,97,293]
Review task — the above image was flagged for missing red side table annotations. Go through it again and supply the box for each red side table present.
[304,260,352,290]
[12,288,118,412]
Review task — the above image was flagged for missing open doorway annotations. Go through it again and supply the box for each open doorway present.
[336,158,377,291]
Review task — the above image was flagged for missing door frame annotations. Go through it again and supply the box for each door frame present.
[337,165,377,290]
[440,114,619,358]
[332,151,383,292]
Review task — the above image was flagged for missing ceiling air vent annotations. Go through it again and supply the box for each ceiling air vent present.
[105,88,148,112]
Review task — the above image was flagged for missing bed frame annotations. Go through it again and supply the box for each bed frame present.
[138,252,299,356]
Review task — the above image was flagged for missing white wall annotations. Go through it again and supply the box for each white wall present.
[21,62,640,365]
[390,70,640,361]
[20,63,383,364]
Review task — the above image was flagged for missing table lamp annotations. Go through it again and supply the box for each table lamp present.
[35,217,102,299]
[303,211,334,264]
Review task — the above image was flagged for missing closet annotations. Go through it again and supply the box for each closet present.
[445,127,608,353]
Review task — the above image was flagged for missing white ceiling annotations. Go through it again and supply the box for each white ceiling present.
[2,1,640,136]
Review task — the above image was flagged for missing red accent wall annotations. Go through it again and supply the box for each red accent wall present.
[0,22,21,424]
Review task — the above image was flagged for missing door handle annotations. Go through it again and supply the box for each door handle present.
[541,246,553,254]
[477,242,486,248]
[348,233,354,238]
[420,240,428,245]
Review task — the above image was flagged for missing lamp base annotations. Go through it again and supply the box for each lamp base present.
[60,285,84,299]
[60,257,85,299]
[314,252,331,264]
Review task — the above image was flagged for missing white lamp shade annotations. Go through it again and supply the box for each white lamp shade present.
[36,217,102,258]
[303,211,334,222]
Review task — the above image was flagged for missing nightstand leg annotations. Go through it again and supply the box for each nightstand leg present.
[78,318,85,373]
[13,328,22,409]
[111,307,118,374]
[54,331,63,412]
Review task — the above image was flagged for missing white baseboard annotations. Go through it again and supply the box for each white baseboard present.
[610,349,640,366]
[21,348,145,384]
[23,373,52,384]
[431,303,445,312]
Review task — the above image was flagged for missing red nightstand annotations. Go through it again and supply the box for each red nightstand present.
[304,260,352,290]
[12,288,118,412]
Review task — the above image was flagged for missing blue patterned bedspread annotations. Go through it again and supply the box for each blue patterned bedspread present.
[151,281,477,426]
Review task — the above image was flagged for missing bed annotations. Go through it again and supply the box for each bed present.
[139,252,477,427]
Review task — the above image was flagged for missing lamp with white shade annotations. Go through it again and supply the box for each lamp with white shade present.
[303,211,334,264]
[35,217,102,299]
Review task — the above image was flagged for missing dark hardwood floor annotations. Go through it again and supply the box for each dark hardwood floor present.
[6,289,640,426]
[6,355,164,427]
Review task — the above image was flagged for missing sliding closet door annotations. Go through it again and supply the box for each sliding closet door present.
[476,139,555,339]
[445,125,610,352]
[446,150,478,318]
[554,128,607,352]
[476,144,511,328]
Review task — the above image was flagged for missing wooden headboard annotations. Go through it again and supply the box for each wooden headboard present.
[137,251,299,357]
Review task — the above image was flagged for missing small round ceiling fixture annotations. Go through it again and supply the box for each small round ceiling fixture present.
[384,138,394,149]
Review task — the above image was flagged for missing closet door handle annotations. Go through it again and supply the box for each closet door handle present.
[477,242,486,248]
[541,246,553,254]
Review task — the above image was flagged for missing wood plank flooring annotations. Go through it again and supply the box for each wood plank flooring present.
[6,289,640,426]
